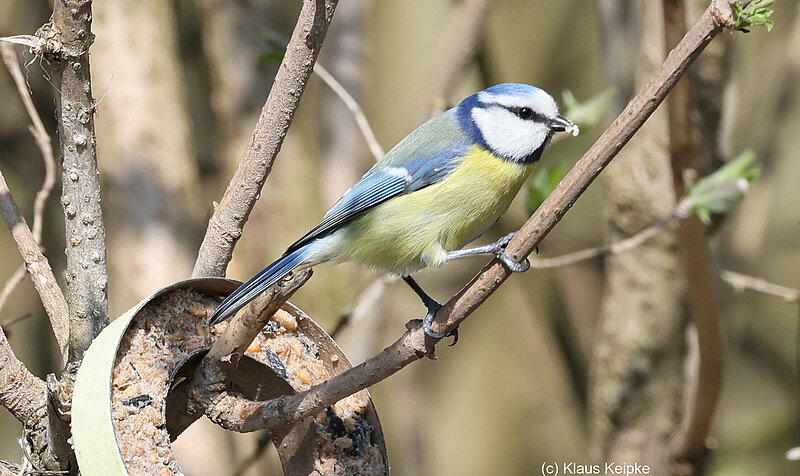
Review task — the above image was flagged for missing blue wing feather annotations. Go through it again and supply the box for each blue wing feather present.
[285,173,407,253]
[284,109,471,254]
[285,144,469,254]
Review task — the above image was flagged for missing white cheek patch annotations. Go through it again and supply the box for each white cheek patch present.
[472,107,549,161]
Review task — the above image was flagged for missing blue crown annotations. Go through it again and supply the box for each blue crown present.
[482,83,543,97]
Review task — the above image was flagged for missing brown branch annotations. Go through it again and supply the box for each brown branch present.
[43,0,108,362]
[202,324,427,433]
[663,0,724,468]
[0,172,69,365]
[192,0,339,278]
[45,373,74,472]
[192,0,744,433]
[0,44,66,363]
[0,325,46,423]
[195,271,312,396]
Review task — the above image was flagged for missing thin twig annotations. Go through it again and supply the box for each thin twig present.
[44,0,108,362]
[192,0,340,278]
[314,63,384,161]
[721,271,800,302]
[531,207,685,269]
[663,0,724,466]
[330,276,393,340]
[258,32,384,162]
[0,172,69,365]
[0,266,27,320]
[194,0,744,433]
[0,45,57,243]
[0,44,62,350]
[0,36,39,49]
[330,276,394,364]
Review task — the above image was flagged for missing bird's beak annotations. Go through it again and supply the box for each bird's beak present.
[548,115,574,132]
[549,115,579,137]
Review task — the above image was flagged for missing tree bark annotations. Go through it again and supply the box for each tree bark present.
[47,0,108,361]
[0,326,45,423]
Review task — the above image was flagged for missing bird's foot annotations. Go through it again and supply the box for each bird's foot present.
[491,232,530,273]
[421,300,458,346]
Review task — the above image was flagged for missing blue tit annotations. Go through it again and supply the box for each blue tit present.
[209,83,577,341]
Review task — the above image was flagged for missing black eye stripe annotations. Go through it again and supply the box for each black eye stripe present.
[510,107,547,122]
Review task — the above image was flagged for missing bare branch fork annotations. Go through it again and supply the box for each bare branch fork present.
[192,0,746,432]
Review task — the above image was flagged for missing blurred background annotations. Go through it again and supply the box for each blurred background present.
[0,0,798,474]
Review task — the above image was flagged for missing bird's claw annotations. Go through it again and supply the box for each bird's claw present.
[421,301,459,346]
[491,232,530,273]
[446,327,459,346]
[496,251,530,272]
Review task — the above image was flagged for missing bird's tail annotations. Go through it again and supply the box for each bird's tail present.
[208,244,311,325]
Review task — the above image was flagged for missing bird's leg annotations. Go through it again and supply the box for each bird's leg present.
[402,276,458,345]
[445,232,530,273]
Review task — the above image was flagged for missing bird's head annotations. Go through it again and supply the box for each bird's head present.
[457,83,576,164]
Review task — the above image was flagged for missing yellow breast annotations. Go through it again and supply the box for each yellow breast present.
[335,146,535,275]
